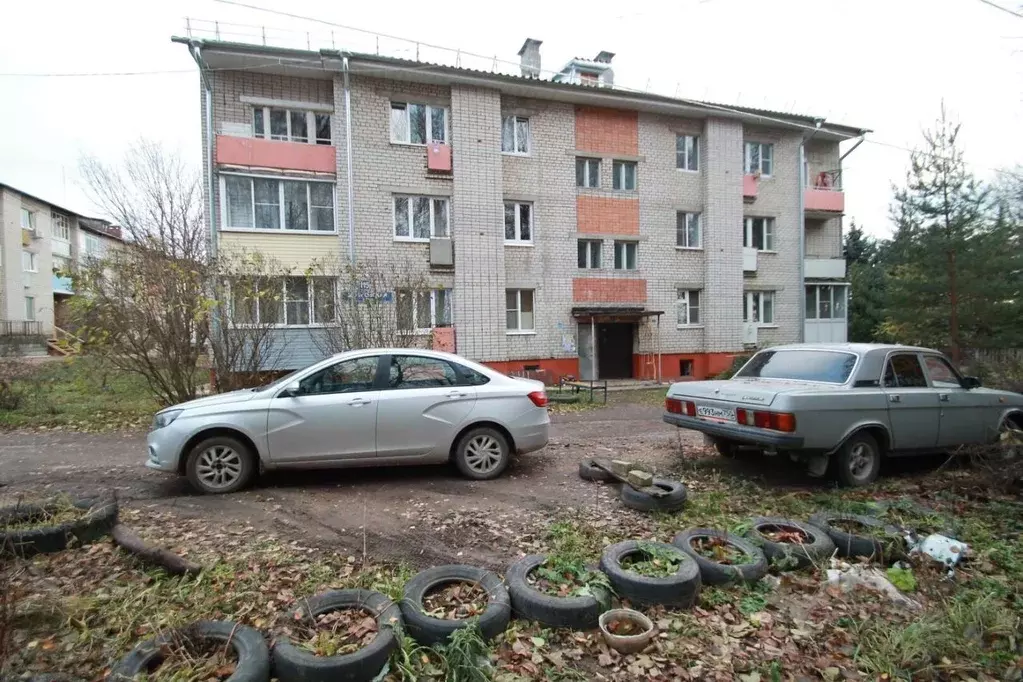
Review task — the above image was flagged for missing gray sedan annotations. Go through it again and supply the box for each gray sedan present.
[663,343,1023,486]
[147,349,550,494]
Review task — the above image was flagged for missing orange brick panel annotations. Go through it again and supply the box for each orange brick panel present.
[576,196,639,235]
[572,278,647,303]
[574,107,639,155]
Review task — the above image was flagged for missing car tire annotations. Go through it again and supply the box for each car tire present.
[185,436,256,495]
[743,516,836,571]
[505,554,605,630]
[578,458,613,482]
[271,589,401,682]
[620,478,687,513]
[830,432,881,487]
[0,496,118,558]
[109,620,269,682]
[672,528,768,585]
[807,512,894,562]
[599,541,701,608]
[453,427,511,481]
[399,564,510,646]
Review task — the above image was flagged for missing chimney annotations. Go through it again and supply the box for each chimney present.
[594,50,615,87]
[518,38,543,78]
[594,50,615,64]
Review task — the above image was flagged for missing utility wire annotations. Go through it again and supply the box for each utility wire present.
[975,0,1023,19]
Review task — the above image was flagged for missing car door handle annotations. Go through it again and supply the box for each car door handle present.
[889,395,901,403]
[446,391,468,399]
[348,398,371,407]
[939,394,949,402]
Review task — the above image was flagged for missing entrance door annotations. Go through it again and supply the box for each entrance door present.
[597,323,634,379]
[578,323,595,380]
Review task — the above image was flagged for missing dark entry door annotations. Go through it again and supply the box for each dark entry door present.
[597,323,634,379]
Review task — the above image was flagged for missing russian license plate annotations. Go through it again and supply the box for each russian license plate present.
[696,405,736,422]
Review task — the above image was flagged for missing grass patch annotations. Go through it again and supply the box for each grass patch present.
[620,542,683,578]
[548,387,666,414]
[3,495,85,532]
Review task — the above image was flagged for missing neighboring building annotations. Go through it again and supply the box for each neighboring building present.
[0,184,121,351]
[175,35,867,381]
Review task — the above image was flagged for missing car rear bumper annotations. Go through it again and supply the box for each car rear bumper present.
[662,413,804,449]
[511,408,550,454]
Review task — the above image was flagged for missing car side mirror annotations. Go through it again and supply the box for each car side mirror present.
[279,381,303,398]
[962,376,982,389]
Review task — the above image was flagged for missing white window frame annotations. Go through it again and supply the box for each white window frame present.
[393,195,450,242]
[252,107,331,145]
[676,212,702,249]
[24,296,35,321]
[744,291,775,326]
[676,134,699,172]
[220,174,337,234]
[20,208,34,231]
[577,239,602,269]
[22,250,37,273]
[505,289,535,333]
[390,102,449,145]
[805,285,847,320]
[613,241,638,271]
[743,217,776,251]
[612,160,637,191]
[503,201,533,245]
[396,289,453,334]
[51,213,71,242]
[501,115,530,155]
[576,158,600,188]
[744,141,774,176]
[82,233,103,259]
[230,276,338,328]
[676,289,701,327]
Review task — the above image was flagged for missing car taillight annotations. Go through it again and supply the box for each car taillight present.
[665,397,696,416]
[527,391,548,408]
[736,408,797,432]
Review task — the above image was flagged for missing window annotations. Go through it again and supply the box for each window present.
[83,233,103,258]
[805,285,847,320]
[393,196,449,241]
[923,356,963,389]
[614,241,637,270]
[737,350,857,384]
[676,212,701,249]
[20,209,34,231]
[230,277,337,326]
[396,289,452,332]
[504,202,532,244]
[883,354,928,389]
[676,290,701,326]
[506,289,534,332]
[580,71,600,86]
[577,239,601,269]
[744,291,774,325]
[388,355,460,389]
[53,255,71,273]
[612,161,637,191]
[744,217,775,251]
[576,158,600,188]
[252,107,331,144]
[501,115,529,154]
[24,297,35,321]
[223,176,335,232]
[744,141,774,176]
[676,134,699,171]
[390,102,447,144]
[51,213,70,241]
[22,251,37,272]
[298,356,380,396]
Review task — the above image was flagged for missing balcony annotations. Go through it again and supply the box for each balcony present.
[53,274,74,295]
[742,174,758,201]
[742,247,758,273]
[805,169,844,216]
[215,135,336,174]
[804,257,846,279]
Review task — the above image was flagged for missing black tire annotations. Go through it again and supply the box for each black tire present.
[505,554,606,630]
[0,496,118,559]
[109,620,269,682]
[744,517,836,570]
[399,564,510,646]
[672,528,767,585]
[272,589,401,682]
[830,432,881,487]
[453,427,511,481]
[185,436,256,495]
[598,541,701,608]
[808,512,893,561]
[578,458,613,482]
[620,478,687,513]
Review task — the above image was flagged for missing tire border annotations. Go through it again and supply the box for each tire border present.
[0,496,118,558]
[807,511,894,561]
[672,528,767,585]
[598,540,701,608]
[398,564,511,646]
[619,478,688,513]
[743,516,836,570]
[504,554,606,630]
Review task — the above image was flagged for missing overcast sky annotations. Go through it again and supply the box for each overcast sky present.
[1,0,1020,238]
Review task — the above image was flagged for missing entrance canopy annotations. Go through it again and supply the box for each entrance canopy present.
[571,306,664,323]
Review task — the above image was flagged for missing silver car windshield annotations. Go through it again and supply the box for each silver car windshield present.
[735,350,858,384]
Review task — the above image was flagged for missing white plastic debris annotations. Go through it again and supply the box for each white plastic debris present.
[825,559,922,610]
[908,533,970,576]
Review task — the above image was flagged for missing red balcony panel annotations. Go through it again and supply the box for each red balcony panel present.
[743,174,758,200]
[427,143,452,173]
[215,136,336,174]
[804,188,845,213]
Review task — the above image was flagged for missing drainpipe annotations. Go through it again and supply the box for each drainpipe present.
[342,55,356,261]
[797,119,823,343]
[188,42,216,257]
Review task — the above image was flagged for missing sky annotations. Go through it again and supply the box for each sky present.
[1,0,1020,238]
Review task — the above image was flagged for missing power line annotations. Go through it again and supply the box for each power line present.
[975,0,1023,19]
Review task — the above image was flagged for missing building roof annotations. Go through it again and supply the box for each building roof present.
[0,182,122,240]
[173,37,870,141]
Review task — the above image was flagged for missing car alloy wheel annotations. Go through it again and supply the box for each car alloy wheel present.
[195,445,243,490]
[998,418,1023,459]
[848,442,874,481]
[464,435,504,475]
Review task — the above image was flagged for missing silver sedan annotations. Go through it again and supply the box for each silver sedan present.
[146,349,550,494]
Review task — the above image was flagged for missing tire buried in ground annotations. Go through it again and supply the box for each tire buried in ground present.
[599,540,701,608]
[108,620,269,682]
[272,589,401,682]
[672,528,767,585]
[744,516,837,570]
[505,554,605,630]
[0,496,118,558]
[808,511,894,561]
[399,564,510,646]
[578,458,613,482]
[619,478,687,513]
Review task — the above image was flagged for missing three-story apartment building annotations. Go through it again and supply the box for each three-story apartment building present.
[176,36,867,381]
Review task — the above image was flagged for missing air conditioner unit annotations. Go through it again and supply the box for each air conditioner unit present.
[742,322,759,345]
[430,237,454,267]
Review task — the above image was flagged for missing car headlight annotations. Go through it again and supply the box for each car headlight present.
[152,409,183,430]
